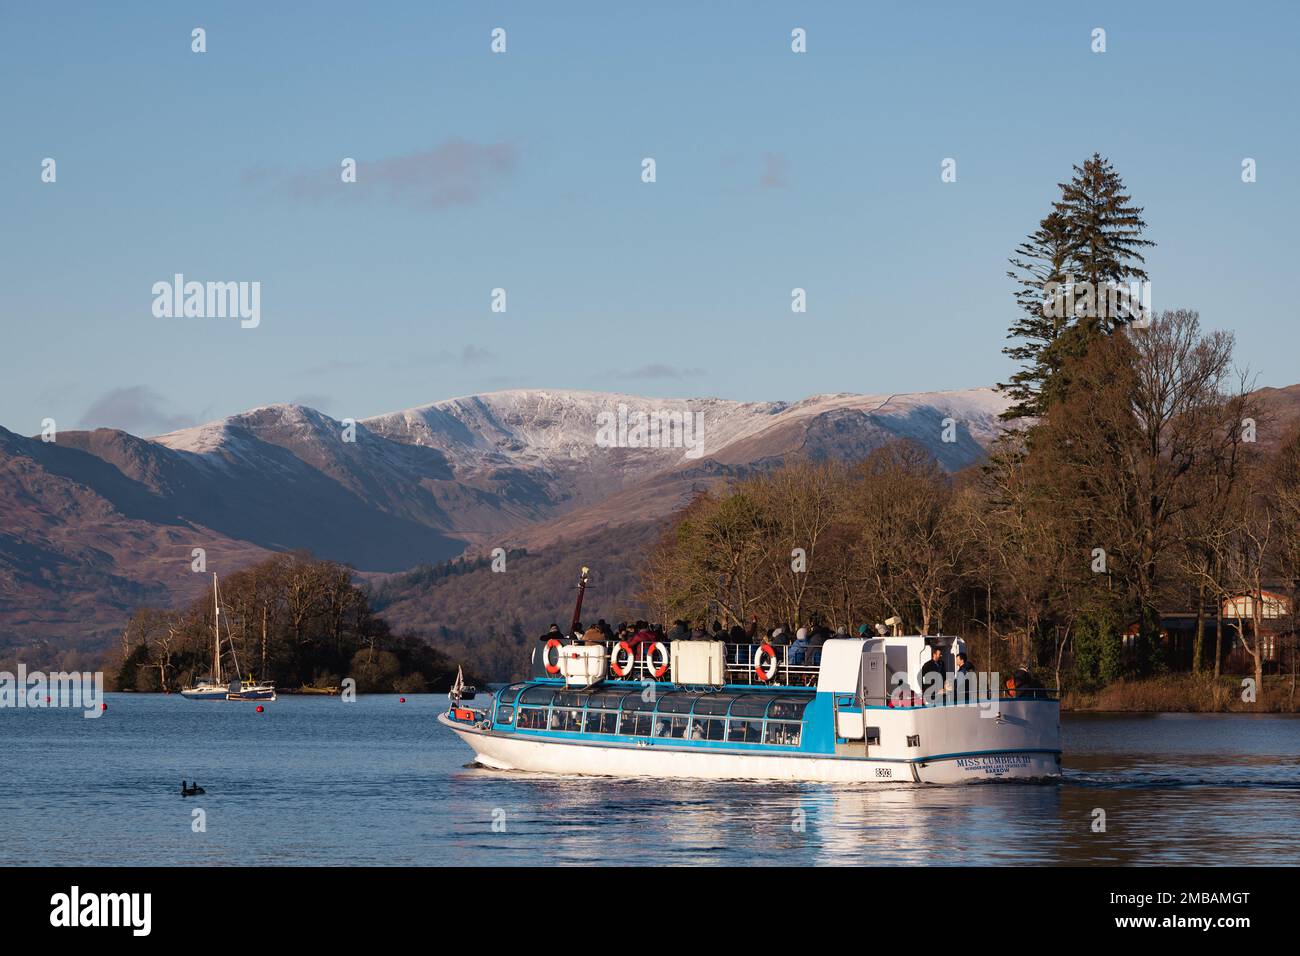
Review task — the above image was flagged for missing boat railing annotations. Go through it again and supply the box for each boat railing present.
[599,640,820,687]
[835,686,1061,709]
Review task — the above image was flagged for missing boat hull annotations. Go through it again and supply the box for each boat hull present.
[180,686,276,701]
[437,714,1059,784]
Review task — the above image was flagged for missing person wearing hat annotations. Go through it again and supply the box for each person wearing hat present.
[539,623,562,642]
[788,627,810,665]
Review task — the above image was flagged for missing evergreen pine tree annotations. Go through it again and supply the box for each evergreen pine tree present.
[999,211,1072,420]
[999,154,1155,419]
[1052,152,1154,335]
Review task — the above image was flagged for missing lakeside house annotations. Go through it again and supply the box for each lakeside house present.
[1123,587,1295,674]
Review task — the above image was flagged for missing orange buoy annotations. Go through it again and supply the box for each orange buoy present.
[255,705,264,713]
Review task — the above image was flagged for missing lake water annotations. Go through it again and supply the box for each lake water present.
[2,695,1297,866]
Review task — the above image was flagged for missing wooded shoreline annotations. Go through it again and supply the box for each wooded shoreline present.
[1061,675,1298,712]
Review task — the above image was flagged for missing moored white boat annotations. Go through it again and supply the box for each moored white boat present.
[180,573,277,702]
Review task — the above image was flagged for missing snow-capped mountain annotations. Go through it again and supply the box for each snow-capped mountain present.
[359,387,1008,470]
[2,386,1012,649]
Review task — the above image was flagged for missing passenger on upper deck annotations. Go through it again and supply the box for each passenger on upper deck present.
[788,628,810,664]
[539,623,562,642]
[628,622,657,652]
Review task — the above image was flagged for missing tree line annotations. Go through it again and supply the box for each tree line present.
[112,552,470,693]
[640,154,1300,705]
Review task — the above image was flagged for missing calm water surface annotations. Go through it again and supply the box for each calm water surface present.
[1,695,1297,865]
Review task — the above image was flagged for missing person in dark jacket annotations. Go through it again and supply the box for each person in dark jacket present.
[953,650,977,703]
[539,623,562,642]
[919,646,946,702]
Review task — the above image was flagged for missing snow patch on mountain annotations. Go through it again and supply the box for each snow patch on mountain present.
[358,386,1010,472]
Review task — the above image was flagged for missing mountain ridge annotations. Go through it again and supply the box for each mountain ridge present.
[9,383,1292,661]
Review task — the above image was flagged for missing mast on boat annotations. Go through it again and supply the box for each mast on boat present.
[212,572,222,686]
[570,566,590,635]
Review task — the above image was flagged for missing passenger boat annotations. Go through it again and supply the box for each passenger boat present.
[180,574,277,702]
[439,574,1060,785]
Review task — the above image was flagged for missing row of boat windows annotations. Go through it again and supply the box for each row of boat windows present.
[498,685,811,719]
[493,685,810,746]
[502,706,803,746]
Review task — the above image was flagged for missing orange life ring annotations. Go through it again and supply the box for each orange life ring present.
[755,643,779,682]
[611,641,635,678]
[543,638,563,674]
[647,641,670,679]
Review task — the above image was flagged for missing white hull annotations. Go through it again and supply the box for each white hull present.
[181,684,276,701]
[438,715,1059,785]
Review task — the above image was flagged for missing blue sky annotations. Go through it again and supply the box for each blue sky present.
[3,1,1297,435]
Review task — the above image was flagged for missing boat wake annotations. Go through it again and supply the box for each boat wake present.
[1064,769,1300,790]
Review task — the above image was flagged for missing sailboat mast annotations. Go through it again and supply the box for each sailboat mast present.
[213,573,222,685]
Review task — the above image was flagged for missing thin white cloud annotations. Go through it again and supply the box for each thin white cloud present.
[626,364,707,380]
[248,140,519,208]
[78,386,197,434]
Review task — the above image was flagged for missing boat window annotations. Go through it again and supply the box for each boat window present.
[554,691,588,708]
[730,695,774,718]
[495,705,515,725]
[621,712,654,737]
[767,698,811,721]
[621,692,658,713]
[586,692,625,711]
[585,709,619,734]
[653,715,690,738]
[549,707,583,732]
[727,718,763,743]
[516,707,548,729]
[693,695,737,716]
[655,693,697,715]
[520,685,558,706]
[764,721,802,746]
[496,683,527,706]
[690,717,727,741]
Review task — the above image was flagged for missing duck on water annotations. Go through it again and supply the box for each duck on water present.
[440,568,1061,785]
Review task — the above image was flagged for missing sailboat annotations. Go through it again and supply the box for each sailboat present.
[181,573,277,701]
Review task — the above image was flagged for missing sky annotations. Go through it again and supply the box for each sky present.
[3,1,1297,436]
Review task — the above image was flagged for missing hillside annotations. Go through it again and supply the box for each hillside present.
[0,386,1012,652]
